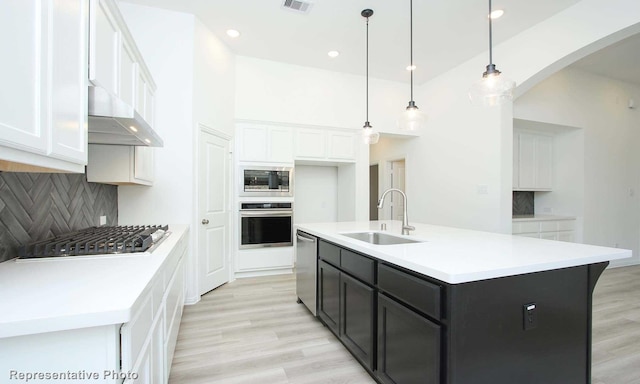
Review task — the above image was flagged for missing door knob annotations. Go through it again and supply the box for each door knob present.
[202,219,209,225]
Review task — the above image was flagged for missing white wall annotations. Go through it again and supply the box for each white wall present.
[117,3,195,227]
[117,3,237,301]
[234,56,408,135]
[193,19,235,136]
[294,165,338,223]
[515,68,640,266]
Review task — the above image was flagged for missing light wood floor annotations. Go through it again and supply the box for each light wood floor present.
[169,265,640,384]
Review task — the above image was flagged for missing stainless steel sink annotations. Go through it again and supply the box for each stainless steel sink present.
[341,231,423,245]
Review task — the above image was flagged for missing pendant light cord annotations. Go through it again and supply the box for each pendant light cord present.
[410,0,414,102]
[365,14,370,123]
[488,0,493,66]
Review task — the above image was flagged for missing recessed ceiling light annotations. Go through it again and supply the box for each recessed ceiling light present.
[226,29,240,38]
[489,9,504,19]
[327,50,339,58]
[144,138,151,144]
[129,126,138,132]
[406,65,416,71]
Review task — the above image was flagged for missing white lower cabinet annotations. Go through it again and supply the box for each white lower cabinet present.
[120,235,187,384]
[513,217,575,242]
[87,144,155,185]
[0,229,188,384]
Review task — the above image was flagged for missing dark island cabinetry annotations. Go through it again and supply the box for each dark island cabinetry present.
[318,241,376,371]
[314,238,608,384]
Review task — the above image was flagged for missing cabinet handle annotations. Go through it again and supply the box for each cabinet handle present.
[201,219,209,225]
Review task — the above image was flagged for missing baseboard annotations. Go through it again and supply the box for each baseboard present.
[234,268,294,279]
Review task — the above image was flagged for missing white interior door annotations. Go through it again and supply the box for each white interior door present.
[198,129,231,295]
[390,160,406,221]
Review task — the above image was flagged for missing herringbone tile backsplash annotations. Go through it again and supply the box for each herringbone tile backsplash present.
[0,173,117,262]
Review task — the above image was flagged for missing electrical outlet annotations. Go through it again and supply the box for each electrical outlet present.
[476,185,488,195]
[523,303,537,330]
[99,215,107,226]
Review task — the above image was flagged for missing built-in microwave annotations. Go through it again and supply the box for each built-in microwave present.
[239,166,293,197]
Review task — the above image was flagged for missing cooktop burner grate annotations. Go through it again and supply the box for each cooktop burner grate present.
[18,225,169,259]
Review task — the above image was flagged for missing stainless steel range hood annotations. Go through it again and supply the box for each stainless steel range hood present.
[88,85,163,147]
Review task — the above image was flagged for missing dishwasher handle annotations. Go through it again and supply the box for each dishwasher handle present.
[296,232,317,243]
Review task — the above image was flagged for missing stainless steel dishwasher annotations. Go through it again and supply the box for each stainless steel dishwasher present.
[296,230,318,316]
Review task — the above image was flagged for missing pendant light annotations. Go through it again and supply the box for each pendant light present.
[361,9,379,145]
[398,0,426,132]
[468,0,515,107]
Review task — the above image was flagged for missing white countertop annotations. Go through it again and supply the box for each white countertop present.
[296,221,630,284]
[0,225,188,339]
[512,214,575,222]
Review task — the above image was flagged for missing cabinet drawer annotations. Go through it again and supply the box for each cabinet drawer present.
[378,264,441,320]
[513,221,540,234]
[319,240,340,266]
[341,249,375,285]
[539,221,558,232]
[557,220,575,231]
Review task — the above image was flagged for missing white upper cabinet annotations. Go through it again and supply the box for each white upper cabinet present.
[237,123,294,164]
[237,123,357,165]
[295,128,356,162]
[89,0,156,123]
[87,144,155,185]
[0,0,88,172]
[513,131,553,191]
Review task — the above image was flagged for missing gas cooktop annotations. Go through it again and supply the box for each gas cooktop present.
[17,225,169,259]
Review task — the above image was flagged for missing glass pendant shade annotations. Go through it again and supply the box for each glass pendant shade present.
[469,65,516,107]
[362,121,380,144]
[398,101,427,131]
[469,0,515,107]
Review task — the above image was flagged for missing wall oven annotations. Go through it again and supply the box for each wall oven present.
[239,202,293,249]
[239,166,293,197]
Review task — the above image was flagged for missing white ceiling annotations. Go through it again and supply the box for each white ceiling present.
[120,0,640,86]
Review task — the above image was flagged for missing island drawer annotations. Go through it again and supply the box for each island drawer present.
[378,264,441,320]
[340,249,375,285]
[319,240,341,266]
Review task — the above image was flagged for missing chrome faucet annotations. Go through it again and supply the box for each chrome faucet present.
[377,188,415,235]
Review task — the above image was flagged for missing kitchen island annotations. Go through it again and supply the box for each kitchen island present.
[296,221,631,384]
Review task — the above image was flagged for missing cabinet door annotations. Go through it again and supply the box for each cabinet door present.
[513,134,519,189]
[50,0,88,164]
[120,38,137,107]
[340,273,375,370]
[328,131,356,161]
[377,293,440,384]
[134,146,154,184]
[517,133,536,189]
[268,126,293,163]
[89,0,118,94]
[0,0,47,153]
[239,124,268,161]
[295,128,326,159]
[318,260,341,336]
[536,135,553,189]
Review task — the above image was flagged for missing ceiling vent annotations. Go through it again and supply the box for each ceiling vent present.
[282,0,313,14]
